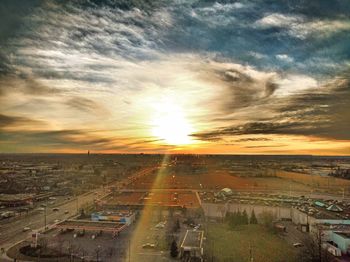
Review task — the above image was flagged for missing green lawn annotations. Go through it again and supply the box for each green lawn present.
[205,223,297,262]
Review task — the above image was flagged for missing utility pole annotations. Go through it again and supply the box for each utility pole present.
[96,245,101,262]
[76,194,79,215]
[289,184,292,197]
[44,205,47,230]
[44,197,47,230]
[128,240,131,262]
[318,227,322,262]
[249,243,254,262]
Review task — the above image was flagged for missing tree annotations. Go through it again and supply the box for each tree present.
[242,210,249,225]
[297,230,333,262]
[228,211,237,229]
[259,210,275,230]
[173,219,180,233]
[250,209,258,224]
[227,211,249,229]
[170,240,179,258]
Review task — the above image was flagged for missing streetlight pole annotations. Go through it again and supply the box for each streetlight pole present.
[44,197,48,230]
[128,240,131,262]
[249,243,254,262]
[44,206,47,230]
[76,194,79,215]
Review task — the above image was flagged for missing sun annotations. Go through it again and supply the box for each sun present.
[151,100,194,145]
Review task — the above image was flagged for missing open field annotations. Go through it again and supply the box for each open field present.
[104,191,200,208]
[276,171,350,194]
[205,223,298,262]
[126,170,312,192]
[125,166,350,196]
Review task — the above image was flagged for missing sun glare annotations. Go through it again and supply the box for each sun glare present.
[151,100,194,145]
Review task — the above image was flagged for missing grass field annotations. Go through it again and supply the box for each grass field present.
[276,170,350,194]
[205,223,297,262]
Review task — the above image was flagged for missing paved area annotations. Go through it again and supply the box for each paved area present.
[280,221,307,245]
[0,189,106,257]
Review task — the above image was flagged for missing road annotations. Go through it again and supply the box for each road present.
[0,190,104,250]
[0,166,158,252]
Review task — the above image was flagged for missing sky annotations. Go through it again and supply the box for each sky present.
[0,0,349,155]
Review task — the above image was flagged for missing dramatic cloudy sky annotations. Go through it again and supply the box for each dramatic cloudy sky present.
[0,0,349,154]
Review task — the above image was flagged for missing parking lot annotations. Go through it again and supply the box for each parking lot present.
[43,224,135,262]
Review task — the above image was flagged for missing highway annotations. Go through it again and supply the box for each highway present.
[0,190,103,250]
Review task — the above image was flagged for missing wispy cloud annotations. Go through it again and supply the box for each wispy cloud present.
[0,0,349,154]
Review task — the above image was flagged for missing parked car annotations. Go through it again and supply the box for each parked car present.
[23,227,31,232]
[142,243,156,249]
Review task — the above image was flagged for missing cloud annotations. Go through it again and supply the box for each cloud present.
[245,145,285,148]
[192,73,350,142]
[255,13,350,39]
[0,113,43,129]
[0,127,177,153]
[0,0,349,154]
[276,54,294,63]
[0,74,61,97]
[65,97,107,115]
[235,137,272,142]
[255,13,302,29]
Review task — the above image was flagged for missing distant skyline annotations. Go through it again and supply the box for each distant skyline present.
[0,0,350,155]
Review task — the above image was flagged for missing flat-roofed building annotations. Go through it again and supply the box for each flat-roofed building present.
[330,231,350,254]
[91,210,136,225]
[55,219,126,235]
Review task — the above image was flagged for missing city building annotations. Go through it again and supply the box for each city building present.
[91,210,136,225]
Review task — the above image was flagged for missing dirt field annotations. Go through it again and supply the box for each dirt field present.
[125,170,312,192]
[276,170,350,193]
[105,191,200,208]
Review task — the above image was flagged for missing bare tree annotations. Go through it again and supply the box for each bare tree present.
[94,245,103,262]
[259,210,276,231]
[297,230,333,262]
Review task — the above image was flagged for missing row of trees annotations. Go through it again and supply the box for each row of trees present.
[226,209,258,228]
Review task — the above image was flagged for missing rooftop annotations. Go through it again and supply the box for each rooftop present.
[56,219,126,233]
[334,232,350,239]
[181,230,204,248]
